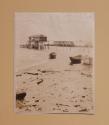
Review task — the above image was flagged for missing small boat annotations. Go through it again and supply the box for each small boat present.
[69,55,82,65]
[16,92,26,101]
[49,52,56,59]
[82,56,93,65]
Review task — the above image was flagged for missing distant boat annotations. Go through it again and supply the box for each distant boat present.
[69,55,93,65]
[82,56,93,65]
[49,52,56,59]
[69,55,82,65]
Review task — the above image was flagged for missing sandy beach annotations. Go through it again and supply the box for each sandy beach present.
[15,46,94,114]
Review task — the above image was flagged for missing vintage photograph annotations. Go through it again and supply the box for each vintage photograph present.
[14,12,95,114]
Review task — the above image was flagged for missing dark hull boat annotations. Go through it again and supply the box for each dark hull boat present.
[69,55,82,65]
[49,52,56,59]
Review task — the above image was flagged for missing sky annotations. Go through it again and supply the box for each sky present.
[15,12,95,45]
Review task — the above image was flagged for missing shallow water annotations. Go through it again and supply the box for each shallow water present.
[15,46,93,72]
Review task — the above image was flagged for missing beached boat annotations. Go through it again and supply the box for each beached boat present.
[69,55,82,65]
[82,56,93,65]
[49,52,56,59]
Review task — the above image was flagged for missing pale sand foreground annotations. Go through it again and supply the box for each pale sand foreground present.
[15,47,94,114]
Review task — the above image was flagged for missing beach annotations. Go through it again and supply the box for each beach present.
[15,46,94,114]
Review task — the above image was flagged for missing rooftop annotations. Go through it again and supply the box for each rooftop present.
[29,34,47,38]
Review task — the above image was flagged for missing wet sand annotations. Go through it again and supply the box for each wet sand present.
[15,47,94,114]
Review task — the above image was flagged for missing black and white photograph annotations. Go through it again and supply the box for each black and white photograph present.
[14,12,95,114]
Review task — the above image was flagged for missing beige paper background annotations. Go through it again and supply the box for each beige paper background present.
[0,0,109,125]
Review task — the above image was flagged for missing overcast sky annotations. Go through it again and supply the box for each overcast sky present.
[15,12,95,44]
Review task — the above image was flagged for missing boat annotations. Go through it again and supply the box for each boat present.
[82,55,93,65]
[69,55,82,65]
[49,52,56,59]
